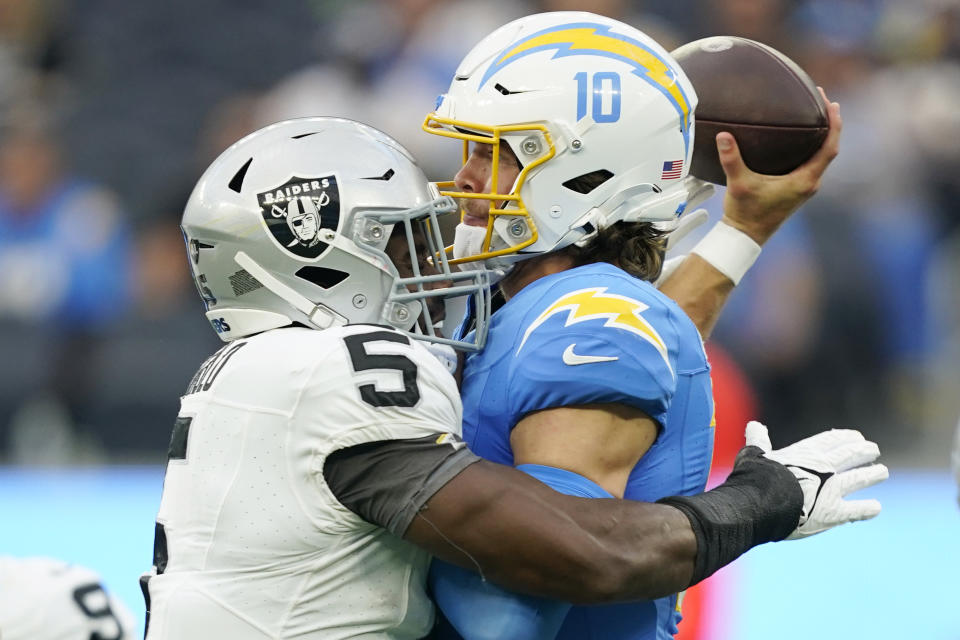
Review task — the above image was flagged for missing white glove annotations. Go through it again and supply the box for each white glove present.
[745,421,888,540]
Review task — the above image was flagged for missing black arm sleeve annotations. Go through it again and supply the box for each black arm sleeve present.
[323,434,481,537]
[658,445,803,586]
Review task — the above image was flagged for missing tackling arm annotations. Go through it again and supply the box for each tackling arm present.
[422,403,659,638]
[409,424,885,607]
[323,432,692,603]
[407,458,697,604]
[325,421,884,606]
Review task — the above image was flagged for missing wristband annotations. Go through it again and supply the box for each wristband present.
[657,445,802,585]
[690,220,762,285]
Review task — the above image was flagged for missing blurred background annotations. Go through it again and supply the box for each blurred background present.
[0,0,957,638]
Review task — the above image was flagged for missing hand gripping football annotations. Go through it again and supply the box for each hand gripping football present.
[672,36,829,185]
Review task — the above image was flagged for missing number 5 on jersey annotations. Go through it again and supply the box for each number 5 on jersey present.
[343,331,421,408]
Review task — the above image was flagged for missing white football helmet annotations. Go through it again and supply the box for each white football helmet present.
[423,11,700,269]
[0,556,137,640]
[182,117,491,350]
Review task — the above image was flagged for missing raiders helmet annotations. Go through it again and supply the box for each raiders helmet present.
[181,117,491,350]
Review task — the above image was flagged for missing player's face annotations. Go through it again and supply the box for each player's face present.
[385,226,447,323]
[452,141,522,227]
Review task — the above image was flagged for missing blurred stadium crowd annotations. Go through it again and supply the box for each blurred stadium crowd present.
[0,0,957,465]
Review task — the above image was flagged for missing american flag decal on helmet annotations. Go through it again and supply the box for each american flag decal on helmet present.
[661,160,683,179]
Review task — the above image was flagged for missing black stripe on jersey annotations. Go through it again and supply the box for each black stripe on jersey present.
[140,572,153,636]
[152,522,169,574]
[168,416,193,460]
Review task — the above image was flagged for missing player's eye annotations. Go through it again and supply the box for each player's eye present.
[500,143,521,170]
[472,142,493,159]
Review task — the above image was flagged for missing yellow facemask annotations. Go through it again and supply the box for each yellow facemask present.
[422,112,556,264]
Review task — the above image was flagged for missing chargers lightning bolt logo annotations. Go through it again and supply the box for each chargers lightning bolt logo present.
[479,22,692,153]
[516,287,673,377]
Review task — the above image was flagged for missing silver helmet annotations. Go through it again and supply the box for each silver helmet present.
[181,117,491,350]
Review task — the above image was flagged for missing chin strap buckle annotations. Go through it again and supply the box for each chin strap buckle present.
[235,251,347,330]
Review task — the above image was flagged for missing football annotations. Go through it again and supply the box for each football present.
[671,36,829,185]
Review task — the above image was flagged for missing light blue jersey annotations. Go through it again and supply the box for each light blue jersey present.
[431,262,714,640]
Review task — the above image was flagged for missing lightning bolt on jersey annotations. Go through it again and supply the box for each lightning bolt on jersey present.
[459,263,714,640]
[143,325,462,640]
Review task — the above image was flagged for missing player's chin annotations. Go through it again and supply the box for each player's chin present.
[416,300,446,331]
[461,214,487,227]
[459,202,488,227]
[427,299,446,324]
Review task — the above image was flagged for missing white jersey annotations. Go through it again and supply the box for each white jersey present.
[144,325,463,640]
[0,556,136,640]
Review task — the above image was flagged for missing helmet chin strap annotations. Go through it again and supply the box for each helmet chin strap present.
[452,223,490,265]
[450,223,515,280]
[234,251,348,330]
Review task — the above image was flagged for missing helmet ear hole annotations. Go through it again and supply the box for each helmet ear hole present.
[562,169,614,194]
[295,266,349,289]
[188,238,215,265]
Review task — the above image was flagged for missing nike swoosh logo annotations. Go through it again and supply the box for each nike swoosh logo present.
[788,465,834,520]
[562,343,619,366]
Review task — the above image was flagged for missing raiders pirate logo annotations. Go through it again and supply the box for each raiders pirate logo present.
[257,175,340,259]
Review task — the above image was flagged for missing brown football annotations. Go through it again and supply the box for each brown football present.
[671,36,829,185]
